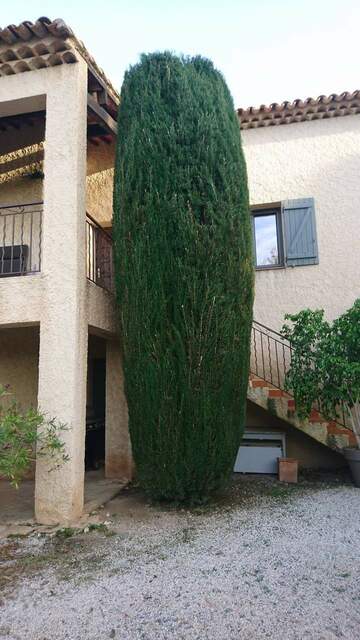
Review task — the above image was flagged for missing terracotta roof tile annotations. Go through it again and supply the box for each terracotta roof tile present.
[0,17,72,44]
[0,17,119,104]
[238,91,360,129]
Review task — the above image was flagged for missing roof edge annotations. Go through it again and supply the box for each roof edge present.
[238,90,360,129]
[0,17,119,105]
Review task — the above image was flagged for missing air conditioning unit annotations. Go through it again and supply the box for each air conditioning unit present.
[234,431,286,474]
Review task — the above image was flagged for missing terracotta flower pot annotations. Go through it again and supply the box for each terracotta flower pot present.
[278,457,298,483]
[344,448,360,487]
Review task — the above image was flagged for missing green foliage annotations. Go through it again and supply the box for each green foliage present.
[281,300,360,446]
[0,385,69,487]
[113,52,254,502]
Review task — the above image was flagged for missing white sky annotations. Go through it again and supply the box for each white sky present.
[1,0,359,109]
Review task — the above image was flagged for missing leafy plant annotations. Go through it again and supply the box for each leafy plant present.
[113,52,254,502]
[0,385,69,487]
[281,300,360,447]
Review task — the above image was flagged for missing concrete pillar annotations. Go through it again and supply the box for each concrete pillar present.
[35,60,88,524]
[105,339,133,480]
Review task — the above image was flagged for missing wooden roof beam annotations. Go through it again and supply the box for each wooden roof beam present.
[87,94,117,137]
[87,67,119,119]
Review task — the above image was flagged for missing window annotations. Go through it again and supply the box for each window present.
[253,208,283,268]
[252,198,318,270]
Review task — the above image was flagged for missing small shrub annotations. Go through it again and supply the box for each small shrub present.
[0,385,69,487]
[281,299,360,446]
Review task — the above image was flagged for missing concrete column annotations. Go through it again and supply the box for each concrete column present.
[35,61,88,524]
[105,339,133,480]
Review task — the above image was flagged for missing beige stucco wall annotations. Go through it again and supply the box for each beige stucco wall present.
[0,60,92,523]
[242,114,360,331]
[105,339,133,479]
[246,401,344,470]
[86,169,114,226]
[87,139,115,176]
[87,280,118,336]
[86,141,115,226]
[0,271,117,334]
[0,326,39,408]
[34,60,89,524]
[0,174,42,206]
[0,276,42,327]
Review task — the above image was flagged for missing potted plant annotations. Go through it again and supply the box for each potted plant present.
[281,300,360,486]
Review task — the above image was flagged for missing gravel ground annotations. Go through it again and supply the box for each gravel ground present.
[0,476,359,640]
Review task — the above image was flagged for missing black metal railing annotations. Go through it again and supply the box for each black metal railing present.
[251,321,293,391]
[251,320,348,428]
[86,214,114,293]
[0,202,42,277]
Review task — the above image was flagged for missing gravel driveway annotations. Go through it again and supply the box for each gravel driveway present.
[0,476,359,640]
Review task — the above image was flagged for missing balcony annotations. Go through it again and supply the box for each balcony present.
[0,202,42,276]
[0,204,114,294]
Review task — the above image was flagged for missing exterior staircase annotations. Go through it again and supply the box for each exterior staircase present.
[247,321,356,452]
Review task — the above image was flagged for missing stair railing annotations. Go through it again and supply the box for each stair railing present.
[251,320,348,428]
[251,320,293,392]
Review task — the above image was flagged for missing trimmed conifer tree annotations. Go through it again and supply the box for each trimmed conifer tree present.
[113,53,254,502]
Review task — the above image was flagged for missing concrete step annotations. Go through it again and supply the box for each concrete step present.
[247,374,356,452]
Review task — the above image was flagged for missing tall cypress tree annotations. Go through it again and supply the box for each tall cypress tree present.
[113,53,254,502]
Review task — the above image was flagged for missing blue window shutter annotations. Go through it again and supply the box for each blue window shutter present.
[282,198,319,267]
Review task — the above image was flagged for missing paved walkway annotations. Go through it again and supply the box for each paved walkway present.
[0,470,124,534]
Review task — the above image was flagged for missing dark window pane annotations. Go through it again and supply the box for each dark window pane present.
[254,214,279,266]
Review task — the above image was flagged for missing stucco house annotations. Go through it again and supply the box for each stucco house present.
[0,17,359,524]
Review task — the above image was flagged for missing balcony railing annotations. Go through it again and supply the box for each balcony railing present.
[0,205,114,293]
[0,202,42,277]
[86,214,114,293]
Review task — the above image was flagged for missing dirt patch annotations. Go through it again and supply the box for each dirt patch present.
[0,529,115,597]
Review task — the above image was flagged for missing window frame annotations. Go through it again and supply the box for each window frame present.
[251,204,285,270]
